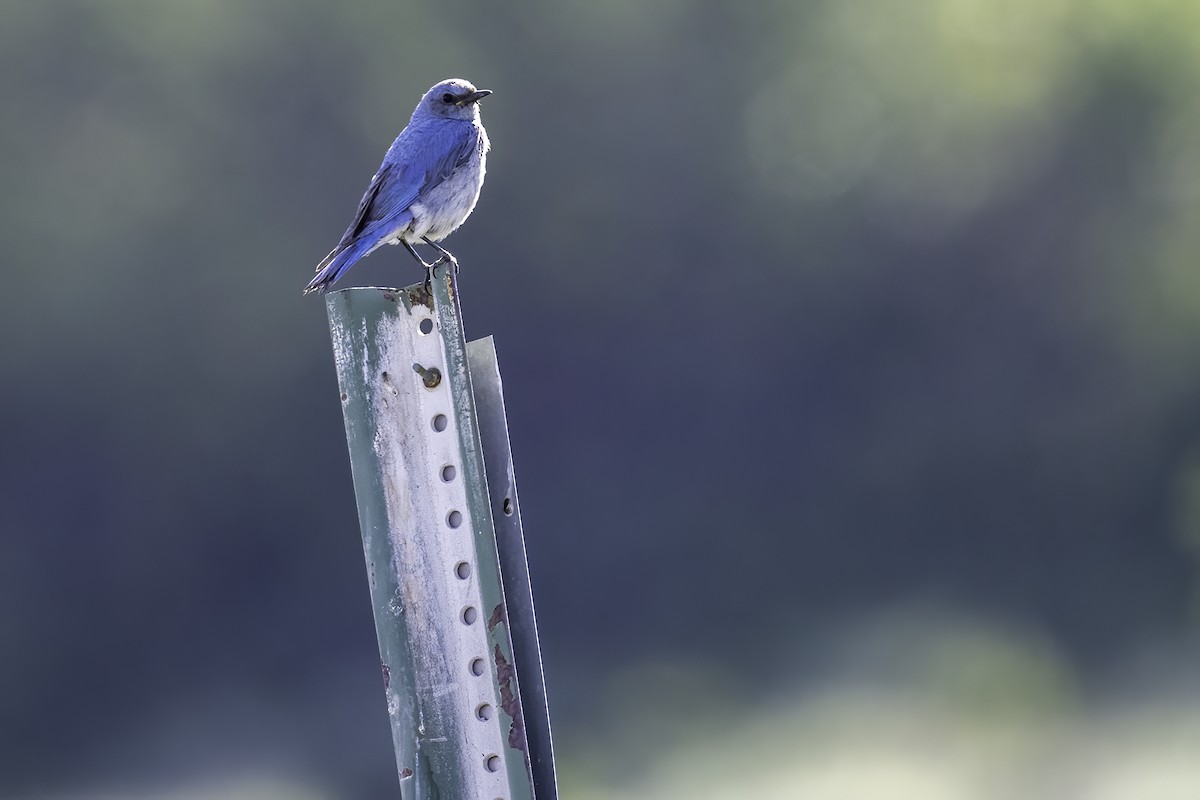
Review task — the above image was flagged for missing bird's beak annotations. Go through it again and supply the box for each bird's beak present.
[457,89,493,107]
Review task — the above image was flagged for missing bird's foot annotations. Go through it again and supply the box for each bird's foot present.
[421,237,460,275]
[425,254,458,285]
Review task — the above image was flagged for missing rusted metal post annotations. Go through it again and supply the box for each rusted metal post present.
[324,270,555,799]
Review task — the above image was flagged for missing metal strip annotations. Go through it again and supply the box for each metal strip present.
[467,335,559,800]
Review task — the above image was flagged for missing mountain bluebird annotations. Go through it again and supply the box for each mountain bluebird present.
[304,78,492,294]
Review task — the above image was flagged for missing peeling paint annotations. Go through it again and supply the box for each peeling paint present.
[487,603,505,633]
[406,283,434,311]
[494,645,527,753]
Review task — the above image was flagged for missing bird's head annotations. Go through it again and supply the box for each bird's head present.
[417,78,492,121]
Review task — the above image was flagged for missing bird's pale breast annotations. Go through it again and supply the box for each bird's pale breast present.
[406,128,488,243]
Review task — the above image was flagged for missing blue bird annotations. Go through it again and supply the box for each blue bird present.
[304,78,492,294]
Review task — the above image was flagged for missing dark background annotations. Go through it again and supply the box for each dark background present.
[4,1,1200,797]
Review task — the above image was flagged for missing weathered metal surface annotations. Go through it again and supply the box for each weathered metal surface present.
[467,336,559,800]
[325,270,534,799]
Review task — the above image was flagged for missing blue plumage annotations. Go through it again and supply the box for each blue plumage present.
[305,78,491,294]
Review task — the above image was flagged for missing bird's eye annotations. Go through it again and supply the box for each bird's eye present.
[442,93,456,103]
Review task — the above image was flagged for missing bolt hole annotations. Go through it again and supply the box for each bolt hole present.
[432,413,448,432]
[502,498,513,516]
[419,317,434,335]
[476,703,494,721]
[484,754,501,773]
[441,464,457,482]
[455,561,471,580]
[462,606,478,625]
[469,658,486,677]
[447,510,462,529]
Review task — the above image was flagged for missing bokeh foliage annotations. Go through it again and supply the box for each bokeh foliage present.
[4,0,1200,796]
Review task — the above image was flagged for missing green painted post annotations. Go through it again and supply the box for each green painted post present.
[325,270,548,799]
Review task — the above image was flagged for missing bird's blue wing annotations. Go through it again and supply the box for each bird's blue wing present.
[305,121,478,294]
[339,121,477,247]
[332,162,400,248]
[376,123,476,216]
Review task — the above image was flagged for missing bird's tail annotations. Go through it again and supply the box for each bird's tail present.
[303,237,377,295]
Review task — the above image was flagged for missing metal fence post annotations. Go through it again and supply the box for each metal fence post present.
[467,336,557,797]
[324,270,555,799]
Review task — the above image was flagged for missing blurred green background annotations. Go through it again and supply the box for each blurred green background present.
[4,0,1200,797]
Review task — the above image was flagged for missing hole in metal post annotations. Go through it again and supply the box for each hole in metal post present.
[476,703,493,721]
[502,498,513,516]
[441,465,456,482]
[418,317,434,335]
[447,510,462,528]
[469,658,486,677]
[432,414,448,432]
[484,755,501,773]
[455,561,471,580]
[462,606,478,625]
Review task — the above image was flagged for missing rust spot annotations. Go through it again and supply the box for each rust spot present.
[487,604,505,633]
[340,392,348,402]
[382,290,397,302]
[412,363,441,389]
[381,663,391,690]
[400,767,413,779]
[381,371,390,383]
[407,284,434,310]
[494,645,527,753]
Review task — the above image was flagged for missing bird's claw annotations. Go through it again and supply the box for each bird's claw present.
[423,256,456,293]
[426,254,459,282]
